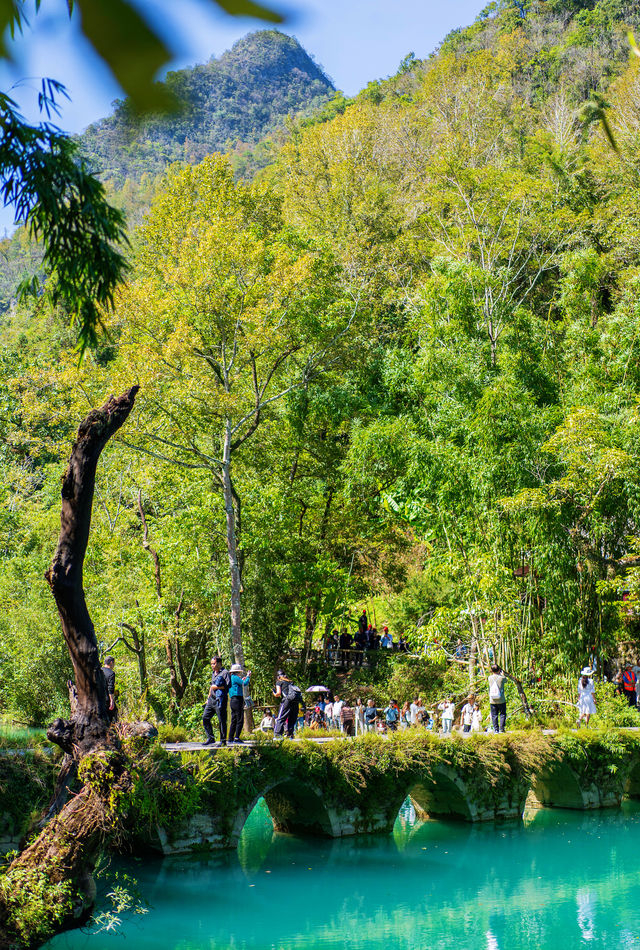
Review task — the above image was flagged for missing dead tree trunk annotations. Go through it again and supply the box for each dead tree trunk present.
[45,386,139,756]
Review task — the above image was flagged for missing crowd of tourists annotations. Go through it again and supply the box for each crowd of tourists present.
[100,636,640,747]
[197,655,511,746]
[325,610,411,667]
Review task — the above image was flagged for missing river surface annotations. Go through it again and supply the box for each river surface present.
[46,799,640,950]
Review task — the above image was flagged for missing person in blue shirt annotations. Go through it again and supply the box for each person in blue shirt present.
[203,656,231,746]
[228,663,251,743]
[384,700,400,731]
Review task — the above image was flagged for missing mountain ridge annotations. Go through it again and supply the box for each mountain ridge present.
[79,30,335,189]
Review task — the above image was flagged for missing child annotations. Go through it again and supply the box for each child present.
[471,702,483,733]
[259,708,275,732]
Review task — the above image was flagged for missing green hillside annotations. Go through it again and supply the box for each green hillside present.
[79,30,335,189]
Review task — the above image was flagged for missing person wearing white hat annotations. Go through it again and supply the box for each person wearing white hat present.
[228,663,251,743]
[577,667,596,727]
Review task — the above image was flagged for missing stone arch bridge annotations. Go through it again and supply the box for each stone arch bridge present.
[144,732,640,855]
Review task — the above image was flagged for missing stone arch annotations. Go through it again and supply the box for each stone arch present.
[229,778,339,847]
[532,760,599,809]
[406,765,477,823]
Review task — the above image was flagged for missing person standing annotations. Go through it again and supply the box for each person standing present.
[325,697,334,730]
[355,698,366,736]
[409,696,421,727]
[341,702,355,736]
[488,665,507,733]
[339,630,352,667]
[460,696,474,734]
[577,667,596,726]
[622,664,637,708]
[381,627,393,649]
[438,699,455,735]
[228,663,251,743]
[401,701,411,729]
[358,609,368,637]
[101,656,117,723]
[365,699,377,732]
[273,671,303,738]
[333,695,344,732]
[471,702,483,733]
[384,699,400,731]
[354,628,366,668]
[203,656,231,746]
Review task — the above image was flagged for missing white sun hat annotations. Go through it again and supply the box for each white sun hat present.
[580,667,593,676]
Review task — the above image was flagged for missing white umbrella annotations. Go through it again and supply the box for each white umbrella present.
[306,685,330,693]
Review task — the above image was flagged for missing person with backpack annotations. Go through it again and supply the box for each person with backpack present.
[273,671,303,738]
[228,664,251,743]
[622,664,637,708]
[384,699,400,731]
[488,665,507,733]
[203,655,231,746]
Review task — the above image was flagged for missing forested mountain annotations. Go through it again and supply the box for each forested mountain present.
[0,30,333,312]
[5,0,640,726]
[79,30,334,189]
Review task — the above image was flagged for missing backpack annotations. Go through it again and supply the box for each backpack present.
[285,683,303,703]
[489,678,502,701]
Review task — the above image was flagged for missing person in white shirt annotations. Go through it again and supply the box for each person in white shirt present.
[324,699,334,729]
[259,709,275,732]
[409,696,422,726]
[460,697,474,734]
[577,667,596,725]
[438,699,455,734]
[471,702,483,733]
[333,696,344,732]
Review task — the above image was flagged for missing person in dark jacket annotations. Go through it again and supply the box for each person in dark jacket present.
[101,656,117,723]
[339,630,353,666]
[203,656,231,746]
[273,671,303,738]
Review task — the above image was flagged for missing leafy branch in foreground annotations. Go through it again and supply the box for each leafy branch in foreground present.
[0,88,130,354]
[3,0,285,113]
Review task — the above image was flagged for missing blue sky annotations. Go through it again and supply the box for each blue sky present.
[0,0,484,231]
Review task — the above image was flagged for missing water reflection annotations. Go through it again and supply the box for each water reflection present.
[46,800,640,950]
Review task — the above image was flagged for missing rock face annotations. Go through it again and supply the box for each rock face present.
[80,31,335,188]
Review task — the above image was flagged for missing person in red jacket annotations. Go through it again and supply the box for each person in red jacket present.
[622,664,637,708]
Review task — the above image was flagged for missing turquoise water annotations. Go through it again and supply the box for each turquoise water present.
[47,800,640,950]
